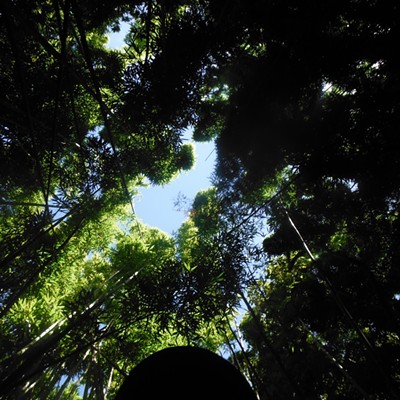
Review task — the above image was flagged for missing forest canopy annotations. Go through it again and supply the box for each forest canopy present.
[1,0,400,398]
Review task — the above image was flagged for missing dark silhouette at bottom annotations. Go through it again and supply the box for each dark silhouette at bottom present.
[115,346,257,399]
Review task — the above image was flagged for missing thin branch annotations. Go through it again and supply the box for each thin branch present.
[70,0,137,217]
[144,0,153,67]
[285,209,400,399]
[225,172,299,238]
[224,315,263,399]
[298,319,371,398]
[1,0,48,209]
[45,0,71,215]
[0,212,86,318]
[0,200,68,209]
[238,288,304,397]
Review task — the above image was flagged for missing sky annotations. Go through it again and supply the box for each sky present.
[107,24,217,235]
[134,138,216,234]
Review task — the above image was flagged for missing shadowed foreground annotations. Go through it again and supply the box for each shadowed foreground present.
[115,346,257,399]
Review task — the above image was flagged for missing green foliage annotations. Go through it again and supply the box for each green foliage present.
[2,0,400,398]
[190,187,221,235]
[0,1,212,396]
[176,143,195,171]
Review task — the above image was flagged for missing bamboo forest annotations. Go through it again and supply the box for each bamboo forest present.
[1,1,400,398]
